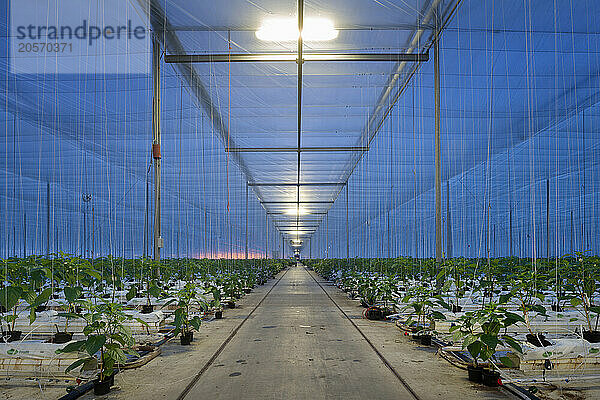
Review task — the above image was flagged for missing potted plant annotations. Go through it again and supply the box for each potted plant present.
[0,284,24,342]
[450,300,524,386]
[126,276,162,314]
[58,298,144,395]
[223,274,242,309]
[448,259,467,313]
[508,268,552,347]
[358,276,379,308]
[561,253,600,343]
[210,286,223,319]
[164,282,207,345]
[401,283,449,345]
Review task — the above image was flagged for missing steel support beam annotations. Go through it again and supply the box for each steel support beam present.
[345,183,349,260]
[165,52,429,64]
[261,201,333,204]
[267,211,327,215]
[226,146,368,153]
[248,182,344,187]
[245,182,248,260]
[152,35,162,268]
[434,22,442,266]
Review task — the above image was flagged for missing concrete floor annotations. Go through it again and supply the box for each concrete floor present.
[92,264,512,400]
[8,264,595,399]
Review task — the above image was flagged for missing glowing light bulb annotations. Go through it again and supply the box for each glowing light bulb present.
[285,207,308,216]
[256,17,338,42]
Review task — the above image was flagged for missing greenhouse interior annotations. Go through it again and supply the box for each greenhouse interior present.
[1,0,600,399]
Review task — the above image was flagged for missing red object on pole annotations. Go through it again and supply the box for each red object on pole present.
[152,143,161,159]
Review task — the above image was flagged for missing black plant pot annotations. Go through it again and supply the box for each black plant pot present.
[452,304,463,313]
[0,330,22,343]
[180,331,193,345]
[365,307,383,321]
[420,334,432,346]
[583,330,600,343]
[215,310,223,319]
[94,374,114,395]
[551,304,563,312]
[467,365,483,383]
[526,333,552,347]
[52,332,73,344]
[141,304,154,314]
[482,369,501,387]
[227,301,236,309]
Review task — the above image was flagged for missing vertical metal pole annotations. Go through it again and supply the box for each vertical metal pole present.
[508,150,513,257]
[546,179,550,260]
[446,180,452,259]
[143,167,149,259]
[83,203,86,258]
[570,210,574,255]
[265,214,268,259]
[47,182,50,256]
[92,206,95,263]
[152,35,162,272]
[345,183,349,260]
[434,23,442,266]
[326,213,329,259]
[245,183,248,259]
[23,214,26,258]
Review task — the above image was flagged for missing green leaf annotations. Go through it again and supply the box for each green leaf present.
[0,286,23,310]
[85,335,106,356]
[430,311,446,321]
[189,316,202,331]
[32,288,53,307]
[499,356,515,368]
[571,298,583,307]
[85,269,102,280]
[589,306,600,315]
[126,286,138,301]
[467,341,482,361]
[64,286,83,303]
[502,335,523,354]
[57,340,86,354]
[589,348,599,354]
[65,358,87,373]
[481,334,500,351]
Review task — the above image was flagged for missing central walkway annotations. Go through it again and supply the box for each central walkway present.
[184,265,415,399]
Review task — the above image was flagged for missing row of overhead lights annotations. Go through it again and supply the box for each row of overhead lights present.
[256,16,338,248]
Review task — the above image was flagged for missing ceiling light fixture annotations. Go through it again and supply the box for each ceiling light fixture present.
[287,230,308,235]
[256,17,338,42]
[285,207,308,216]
